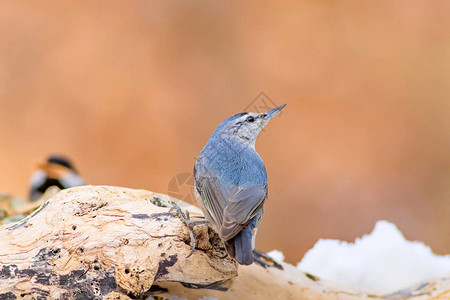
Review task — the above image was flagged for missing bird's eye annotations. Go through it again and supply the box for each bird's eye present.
[246,116,255,122]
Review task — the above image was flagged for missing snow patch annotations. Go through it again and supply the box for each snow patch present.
[297,220,450,294]
[267,249,285,263]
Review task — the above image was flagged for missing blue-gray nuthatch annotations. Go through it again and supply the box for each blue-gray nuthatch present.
[194,104,286,265]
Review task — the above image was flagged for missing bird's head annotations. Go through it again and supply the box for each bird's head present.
[35,155,78,179]
[214,104,286,147]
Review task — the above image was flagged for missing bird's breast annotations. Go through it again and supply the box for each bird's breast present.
[199,141,267,187]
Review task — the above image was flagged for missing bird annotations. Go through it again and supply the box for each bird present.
[29,155,85,201]
[193,104,286,265]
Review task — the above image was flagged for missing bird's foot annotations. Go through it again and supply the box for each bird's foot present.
[170,204,208,258]
[253,249,284,270]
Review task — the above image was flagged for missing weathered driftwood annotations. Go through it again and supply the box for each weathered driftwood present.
[0,186,235,299]
[0,186,449,300]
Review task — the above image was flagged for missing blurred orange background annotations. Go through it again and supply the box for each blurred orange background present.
[1,1,449,264]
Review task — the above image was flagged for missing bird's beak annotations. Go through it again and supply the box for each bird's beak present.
[263,104,286,120]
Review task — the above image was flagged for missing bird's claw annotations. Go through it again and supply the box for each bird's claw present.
[170,204,207,258]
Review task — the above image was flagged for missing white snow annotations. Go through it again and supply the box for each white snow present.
[297,220,450,294]
[267,249,285,263]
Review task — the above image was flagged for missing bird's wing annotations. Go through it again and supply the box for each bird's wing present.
[220,185,267,241]
[195,175,228,230]
[194,156,267,241]
[194,158,232,231]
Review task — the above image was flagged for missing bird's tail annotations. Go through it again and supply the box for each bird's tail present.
[234,228,254,265]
